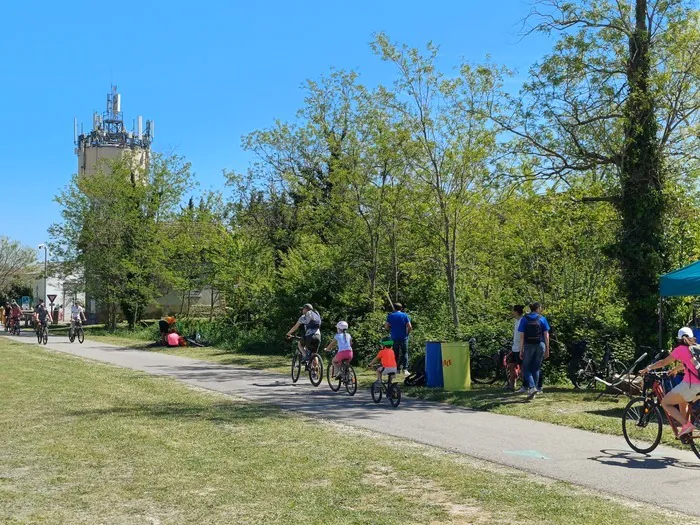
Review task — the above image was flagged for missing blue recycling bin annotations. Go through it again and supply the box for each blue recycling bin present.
[425,341,444,388]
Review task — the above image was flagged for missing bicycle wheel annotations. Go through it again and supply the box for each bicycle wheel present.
[388,383,401,407]
[291,353,301,383]
[622,397,663,454]
[345,365,357,396]
[77,327,84,344]
[687,411,700,461]
[42,327,48,345]
[371,382,382,403]
[327,362,341,392]
[472,355,498,384]
[69,328,75,343]
[308,354,323,387]
[36,328,42,343]
[610,360,629,379]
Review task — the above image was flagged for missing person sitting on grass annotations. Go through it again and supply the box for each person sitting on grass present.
[324,321,353,378]
[159,316,176,344]
[368,336,398,386]
[641,327,700,437]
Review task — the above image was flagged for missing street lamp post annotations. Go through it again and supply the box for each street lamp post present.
[38,244,47,305]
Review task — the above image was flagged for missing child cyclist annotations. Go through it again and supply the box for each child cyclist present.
[368,336,398,386]
[641,327,700,437]
[324,321,353,378]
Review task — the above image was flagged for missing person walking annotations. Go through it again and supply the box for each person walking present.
[518,302,550,398]
[384,303,412,375]
[506,305,524,391]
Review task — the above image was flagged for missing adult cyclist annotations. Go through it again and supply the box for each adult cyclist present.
[10,301,23,332]
[34,300,53,332]
[3,302,11,331]
[70,302,87,332]
[286,303,322,361]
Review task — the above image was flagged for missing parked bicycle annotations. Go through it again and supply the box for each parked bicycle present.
[288,335,323,387]
[567,338,628,390]
[68,322,85,344]
[622,369,700,460]
[326,350,357,396]
[469,338,513,385]
[370,368,401,407]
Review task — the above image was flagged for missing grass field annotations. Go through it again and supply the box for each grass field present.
[0,337,690,525]
[50,324,688,449]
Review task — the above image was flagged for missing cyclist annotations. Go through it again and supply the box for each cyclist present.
[286,303,321,361]
[70,302,87,332]
[324,321,353,378]
[34,300,53,332]
[3,302,11,330]
[641,326,700,437]
[368,336,398,387]
[10,301,22,332]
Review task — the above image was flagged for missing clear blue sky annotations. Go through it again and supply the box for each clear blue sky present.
[1,0,551,253]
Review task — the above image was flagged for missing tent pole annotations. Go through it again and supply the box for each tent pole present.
[658,298,663,350]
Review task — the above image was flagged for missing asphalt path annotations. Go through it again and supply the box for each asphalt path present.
[4,331,700,515]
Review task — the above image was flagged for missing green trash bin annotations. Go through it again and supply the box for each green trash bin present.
[441,342,471,391]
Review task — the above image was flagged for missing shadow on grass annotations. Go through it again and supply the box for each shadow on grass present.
[65,399,284,425]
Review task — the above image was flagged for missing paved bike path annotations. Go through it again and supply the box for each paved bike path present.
[5,332,700,516]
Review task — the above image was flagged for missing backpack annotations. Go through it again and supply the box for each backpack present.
[305,310,321,331]
[524,314,542,345]
[689,345,700,379]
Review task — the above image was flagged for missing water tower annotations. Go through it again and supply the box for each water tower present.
[75,86,154,177]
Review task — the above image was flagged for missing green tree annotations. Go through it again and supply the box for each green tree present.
[492,0,700,347]
[50,153,193,329]
[0,237,35,297]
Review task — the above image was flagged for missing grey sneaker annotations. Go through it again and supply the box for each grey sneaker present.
[527,388,537,399]
[516,387,528,394]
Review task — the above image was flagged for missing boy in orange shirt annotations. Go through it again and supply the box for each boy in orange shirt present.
[368,336,398,386]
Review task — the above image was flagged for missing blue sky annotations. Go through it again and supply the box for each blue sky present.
[0,0,552,252]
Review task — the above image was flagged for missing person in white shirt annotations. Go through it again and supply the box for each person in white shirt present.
[70,302,86,331]
[507,305,524,391]
[324,321,353,378]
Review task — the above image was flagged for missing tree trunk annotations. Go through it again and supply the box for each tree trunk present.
[615,0,665,351]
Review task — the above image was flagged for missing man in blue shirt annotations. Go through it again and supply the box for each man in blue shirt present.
[384,303,412,375]
[517,302,550,397]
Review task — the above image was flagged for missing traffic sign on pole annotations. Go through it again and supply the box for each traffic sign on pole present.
[47,294,57,304]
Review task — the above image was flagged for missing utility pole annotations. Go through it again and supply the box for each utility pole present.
[38,244,47,304]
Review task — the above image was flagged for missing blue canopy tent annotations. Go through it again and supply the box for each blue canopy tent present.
[660,261,700,297]
[658,261,700,346]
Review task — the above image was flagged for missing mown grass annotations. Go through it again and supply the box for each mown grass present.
[0,338,689,525]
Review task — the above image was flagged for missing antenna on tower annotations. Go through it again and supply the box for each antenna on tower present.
[73,118,78,144]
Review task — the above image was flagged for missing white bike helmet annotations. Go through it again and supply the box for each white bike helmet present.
[336,321,349,331]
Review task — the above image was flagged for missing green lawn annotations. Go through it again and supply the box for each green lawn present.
[0,338,689,525]
[65,326,687,449]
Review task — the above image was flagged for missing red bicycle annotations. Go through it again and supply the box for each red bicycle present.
[622,370,700,460]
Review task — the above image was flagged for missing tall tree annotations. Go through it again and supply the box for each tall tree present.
[0,237,35,296]
[373,34,507,331]
[492,0,700,347]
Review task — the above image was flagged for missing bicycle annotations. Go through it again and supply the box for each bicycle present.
[326,350,357,396]
[9,317,21,336]
[69,321,85,344]
[468,338,513,385]
[288,336,323,387]
[35,320,48,345]
[370,367,401,407]
[622,369,700,460]
[568,338,628,390]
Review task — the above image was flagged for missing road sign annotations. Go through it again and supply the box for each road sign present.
[21,296,30,310]
[47,294,57,304]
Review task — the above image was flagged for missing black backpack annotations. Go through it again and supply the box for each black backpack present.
[524,315,542,345]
